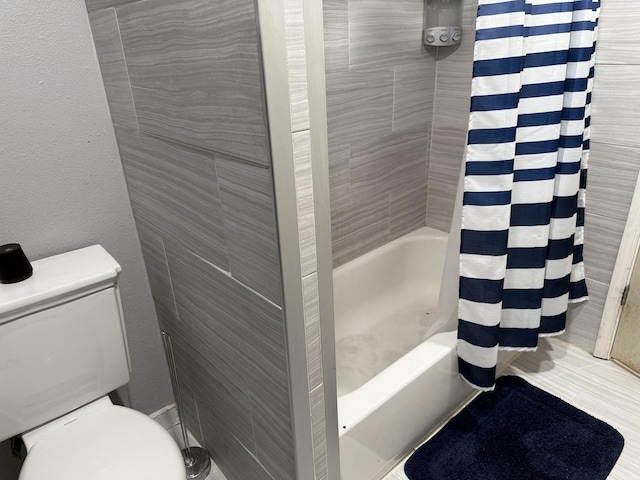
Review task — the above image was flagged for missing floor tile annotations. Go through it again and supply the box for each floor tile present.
[386,338,640,479]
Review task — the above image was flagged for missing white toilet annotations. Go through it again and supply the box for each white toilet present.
[0,245,186,479]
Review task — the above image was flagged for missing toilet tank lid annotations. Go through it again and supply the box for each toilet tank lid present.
[0,245,122,323]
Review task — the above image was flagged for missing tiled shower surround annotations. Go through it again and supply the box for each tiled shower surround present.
[87,1,296,479]
[324,0,437,267]
[326,0,640,355]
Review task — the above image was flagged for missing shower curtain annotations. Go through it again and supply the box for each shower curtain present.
[458,0,600,390]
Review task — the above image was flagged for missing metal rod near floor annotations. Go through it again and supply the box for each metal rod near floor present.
[162,331,212,480]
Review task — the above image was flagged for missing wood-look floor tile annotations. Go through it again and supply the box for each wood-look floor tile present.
[387,338,640,480]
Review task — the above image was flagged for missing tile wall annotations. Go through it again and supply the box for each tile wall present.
[87,1,296,479]
[567,0,640,351]
[324,0,437,267]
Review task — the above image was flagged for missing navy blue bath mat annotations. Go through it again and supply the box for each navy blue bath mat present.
[405,376,624,480]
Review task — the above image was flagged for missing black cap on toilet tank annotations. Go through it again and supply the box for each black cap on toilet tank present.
[0,243,33,284]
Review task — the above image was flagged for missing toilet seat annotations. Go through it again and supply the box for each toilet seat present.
[18,404,186,480]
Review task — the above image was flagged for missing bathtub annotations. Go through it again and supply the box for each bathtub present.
[333,227,472,480]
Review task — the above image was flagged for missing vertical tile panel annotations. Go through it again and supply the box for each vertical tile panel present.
[427,0,476,232]
[323,0,349,73]
[197,398,277,480]
[88,8,139,129]
[349,132,428,205]
[563,278,609,353]
[595,0,640,65]
[215,156,283,305]
[390,182,428,240]
[171,336,256,454]
[116,0,270,164]
[392,62,436,133]
[427,122,466,232]
[249,388,297,480]
[348,0,429,69]
[332,194,390,267]
[590,65,640,149]
[328,144,351,229]
[284,0,311,132]
[293,131,318,277]
[114,127,230,269]
[303,273,323,391]
[310,384,329,480]
[165,242,288,394]
[583,213,626,286]
[586,142,640,222]
[326,69,395,147]
[134,219,179,325]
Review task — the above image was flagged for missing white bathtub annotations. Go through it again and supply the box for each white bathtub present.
[333,227,473,480]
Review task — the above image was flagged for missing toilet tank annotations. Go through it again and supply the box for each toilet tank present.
[0,245,131,442]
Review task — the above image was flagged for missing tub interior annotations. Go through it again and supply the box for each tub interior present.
[333,228,448,396]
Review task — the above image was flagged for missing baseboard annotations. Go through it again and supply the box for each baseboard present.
[149,403,179,431]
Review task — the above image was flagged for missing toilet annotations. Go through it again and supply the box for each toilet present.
[0,245,186,479]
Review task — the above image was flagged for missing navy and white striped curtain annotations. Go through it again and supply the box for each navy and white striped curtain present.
[458,0,600,390]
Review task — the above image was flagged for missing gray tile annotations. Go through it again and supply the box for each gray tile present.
[583,212,625,286]
[323,0,349,73]
[432,57,473,129]
[116,0,270,165]
[326,68,394,147]
[392,62,436,133]
[348,0,431,69]
[115,127,229,270]
[586,142,640,222]
[85,0,134,11]
[426,122,465,232]
[170,333,255,454]
[249,388,296,480]
[332,194,390,267]
[293,131,317,278]
[176,380,204,448]
[88,8,138,129]
[134,219,179,324]
[197,396,277,480]
[390,181,428,240]
[596,0,640,65]
[164,242,289,409]
[310,384,329,480]
[591,65,640,149]
[349,131,428,204]
[284,0,310,132]
[563,278,609,353]
[328,144,350,222]
[215,156,283,305]
[303,273,323,391]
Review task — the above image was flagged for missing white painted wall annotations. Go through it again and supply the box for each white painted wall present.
[0,1,172,414]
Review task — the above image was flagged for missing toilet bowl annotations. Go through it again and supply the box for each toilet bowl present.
[0,246,187,479]
[18,397,186,480]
